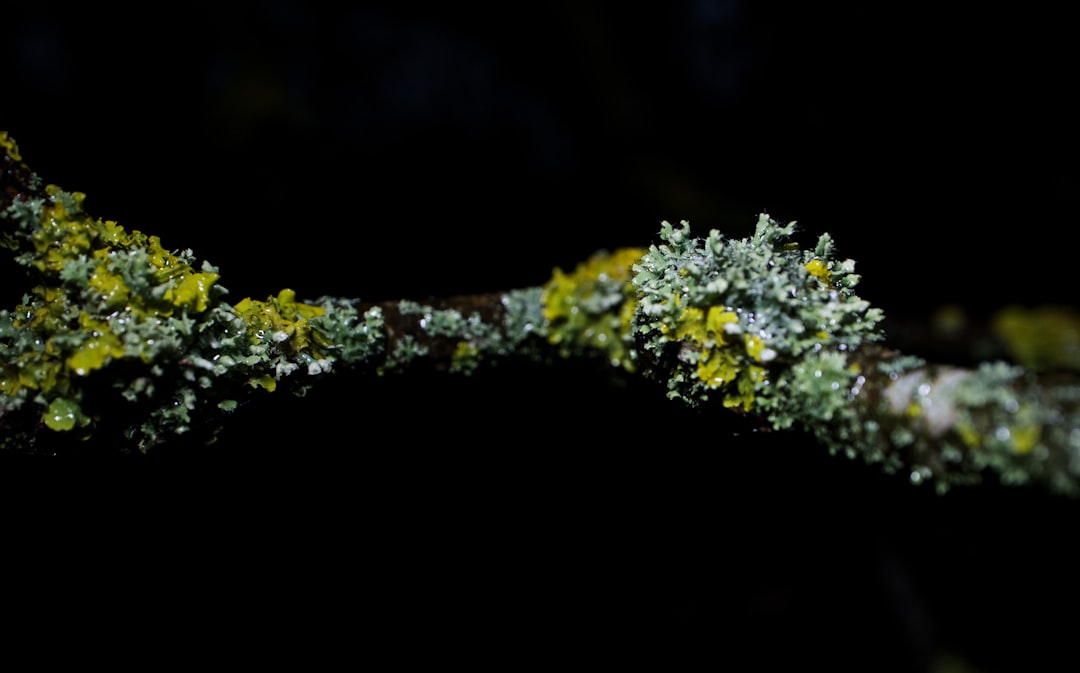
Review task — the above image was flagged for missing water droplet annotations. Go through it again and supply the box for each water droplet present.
[995,426,1011,442]
[851,375,866,396]
[918,383,932,397]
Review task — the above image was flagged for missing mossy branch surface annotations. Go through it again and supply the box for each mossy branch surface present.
[3,131,1080,496]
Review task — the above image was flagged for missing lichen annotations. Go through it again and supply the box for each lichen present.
[631,215,885,417]
[0,131,22,163]
[992,305,1080,373]
[541,246,645,371]
[387,296,551,374]
[6,132,1080,498]
[0,144,393,450]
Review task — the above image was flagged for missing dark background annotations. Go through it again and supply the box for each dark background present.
[2,2,1079,670]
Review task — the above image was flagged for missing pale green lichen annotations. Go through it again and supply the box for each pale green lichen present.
[631,215,885,415]
[390,296,551,374]
[0,151,394,450]
[501,287,548,349]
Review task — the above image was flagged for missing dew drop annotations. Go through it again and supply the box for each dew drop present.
[851,375,866,396]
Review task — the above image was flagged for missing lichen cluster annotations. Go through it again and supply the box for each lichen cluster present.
[631,216,885,417]
[5,130,1080,497]
[541,246,645,371]
[0,131,563,451]
[0,133,389,450]
[868,360,1080,495]
[379,293,548,375]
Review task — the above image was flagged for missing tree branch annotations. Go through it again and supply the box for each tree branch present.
[3,131,1079,496]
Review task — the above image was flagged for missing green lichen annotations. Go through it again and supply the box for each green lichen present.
[541,246,645,371]
[389,296,551,374]
[233,289,334,391]
[871,360,1080,495]
[631,215,885,416]
[0,147,395,451]
[6,132,1080,498]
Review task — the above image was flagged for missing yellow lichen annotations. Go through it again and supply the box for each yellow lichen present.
[541,246,645,371]
[670,303,763,411]
[1009,423,1040,455]
[993,305,1080,372]
[44,397,81,431]
[165,271,221,313]
[234,288,327,356]
[0,131,23,162]
[956,421,981,449]
[805,258,831,285]
[65,314,125,375]
[744,334,766,362]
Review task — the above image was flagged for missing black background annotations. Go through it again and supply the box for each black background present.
[2,2,1079,670]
